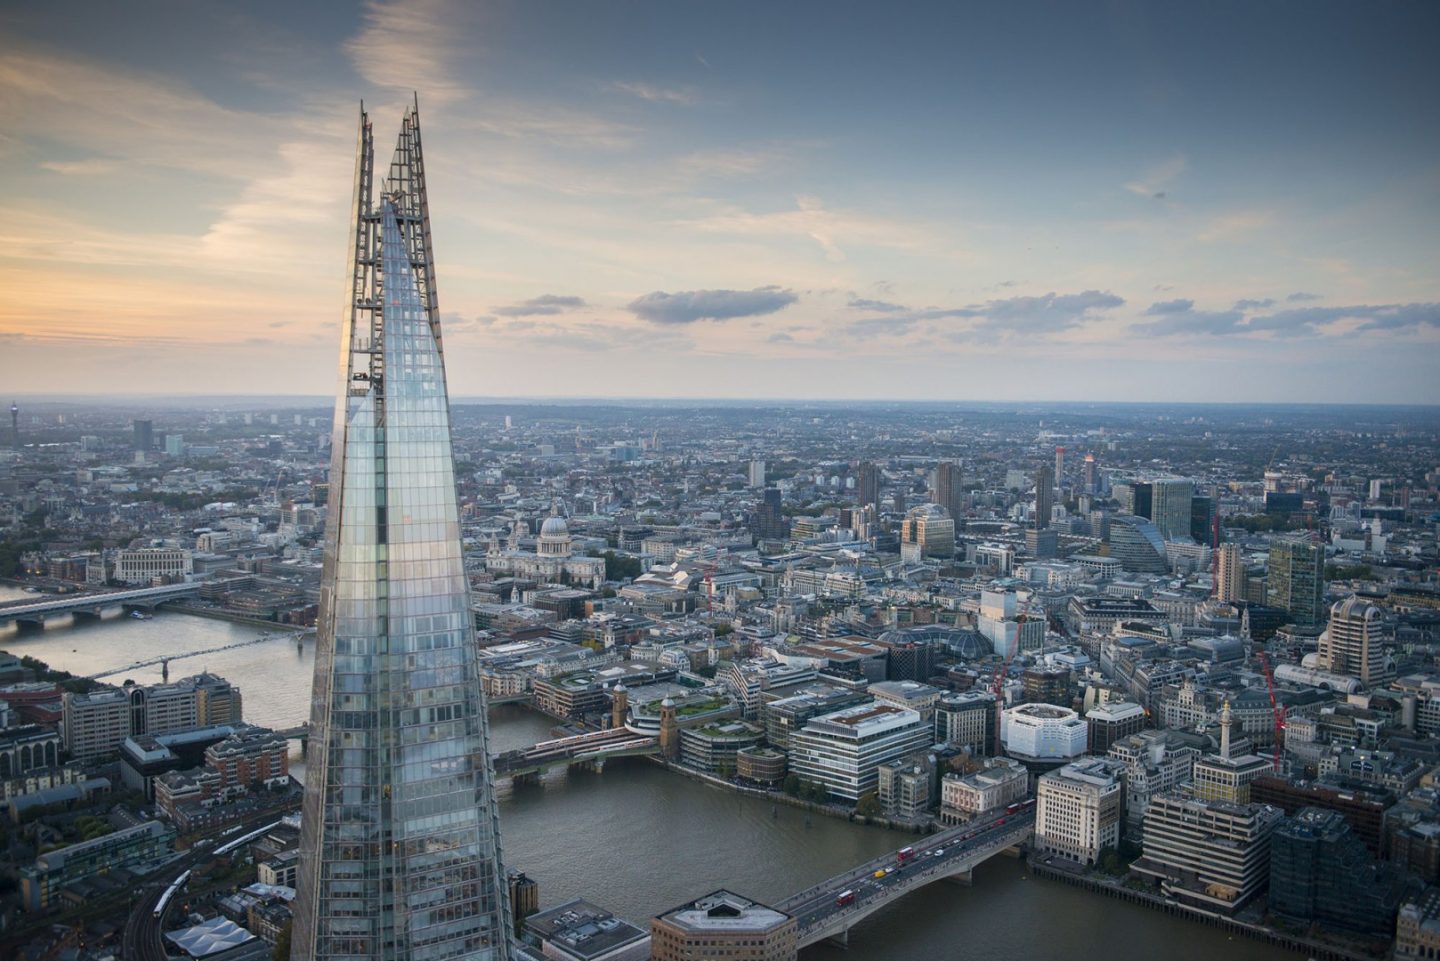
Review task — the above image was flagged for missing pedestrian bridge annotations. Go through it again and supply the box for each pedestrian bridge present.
[492,727,659,782]
[778,808,1035,948]
[0,583,201,627]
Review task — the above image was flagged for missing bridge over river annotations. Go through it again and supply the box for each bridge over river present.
[779,807,1035,948]
[0,583,201,627]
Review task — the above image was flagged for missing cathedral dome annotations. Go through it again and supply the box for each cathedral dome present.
[540,515,569,537]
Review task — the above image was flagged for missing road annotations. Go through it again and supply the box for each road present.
[780,808,1035,935]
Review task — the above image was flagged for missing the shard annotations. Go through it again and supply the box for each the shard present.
[292,102,511,961]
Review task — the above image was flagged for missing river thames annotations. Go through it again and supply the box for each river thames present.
[0,592,1298,959]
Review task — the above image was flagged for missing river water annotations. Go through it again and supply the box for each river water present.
[0,588,1298,959]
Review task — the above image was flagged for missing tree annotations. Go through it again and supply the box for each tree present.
[855,792,882,818]
[782,774,801,797]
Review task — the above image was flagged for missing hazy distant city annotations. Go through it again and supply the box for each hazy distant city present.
[2,3,1439,961]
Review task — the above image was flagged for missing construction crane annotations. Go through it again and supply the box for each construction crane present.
[1256,651,1286,772]
[992,592,1033,751]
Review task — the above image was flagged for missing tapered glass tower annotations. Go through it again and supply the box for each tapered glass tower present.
[291,102,511,961]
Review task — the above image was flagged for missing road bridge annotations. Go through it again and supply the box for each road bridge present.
[0,583,201,627]
[778,807,1035,948]
[492,727,659,783]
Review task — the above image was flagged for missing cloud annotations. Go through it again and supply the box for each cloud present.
[847,297,908,313]
[493,294,588,317]
[346,0,474,104]
[1145,299,1194,315]
[848,290,1125,339]
[610,81,697,106]
[1135,301,1440,338]
[39,158,117,176]
[1197,211,1273,242]
[627,286,799,324]
[1124,154,1185,198]
[954,290,1126,333]
[1287,291,1322,302]
[1233,298,1276,310]
[681,195,937,262]
[768,332,794,344]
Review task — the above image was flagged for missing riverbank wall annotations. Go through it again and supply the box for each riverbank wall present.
[1028,859,1381,961]
[656,758,933,834]
[165,603,308,631]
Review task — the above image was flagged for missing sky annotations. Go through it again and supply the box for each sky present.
[1,0,1438,403]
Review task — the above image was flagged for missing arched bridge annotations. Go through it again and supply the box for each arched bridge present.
[779,807,1035,948]
[492,728,659,782]
[0,583,201,627]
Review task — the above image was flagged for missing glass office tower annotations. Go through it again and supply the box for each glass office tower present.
[291,102,511,961]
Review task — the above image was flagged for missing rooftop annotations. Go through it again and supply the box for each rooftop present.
[657,889,792,934]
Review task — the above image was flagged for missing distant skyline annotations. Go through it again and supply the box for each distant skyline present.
[2,1,1438,403]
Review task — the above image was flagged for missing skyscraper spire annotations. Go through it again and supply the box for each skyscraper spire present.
[291,102,511,961]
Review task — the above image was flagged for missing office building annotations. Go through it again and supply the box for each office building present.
[113,547,193,584]
[856,461,881,513]
[934,690,997,756]
[787,702,933,802]
[751,487,788,542]
[1022,666,1071,709]
[1131,796,1282,911]
[1054,446,1065,489]
[1215,544,1245,603]
[1321,595,1391,687]
[1035,758,1125,866]
[1270,807,1408,936]
[748,459,766,489]
[931,461,963,521]
[940,757,1028,824]
[651,891,796,961]
[1033,465,1053,531]
[1106,516,1168,573]
[21,819,175,912]
[1190,494,1216,544]
[1002,704,1088,763]
[133,418,153,452]
[523,900,650,961]
[899,504,954,561]
[1148,478,1194,541]
[876,752,937,819]
[1191,702,1271,804]
[1082,453,1097,493]
[1106,730,1198,833]
[1266,535,1326,626]
[1085,701,1146,754]
[290,104,512,961]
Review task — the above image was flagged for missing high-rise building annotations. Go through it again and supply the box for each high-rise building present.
[1054,446,1065,489]
[1033,466,1053,530]
[9,402,17,449]
[1082,453,1098,493]
[1321,595,1392,687]
[291,104,512,961]
[748,459,766,488]
[133,419,153,452]
[1190,494,1216,544]
[855,461,881,513]
[1148,478,1194,541]
[931,461,963,521]
[1266,534,1326,626]
[1106,515,1168,573]
[751,487,787,542]
[1215,543,1246,602]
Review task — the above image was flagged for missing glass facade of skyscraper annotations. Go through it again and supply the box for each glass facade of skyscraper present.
[291,105,511,961]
